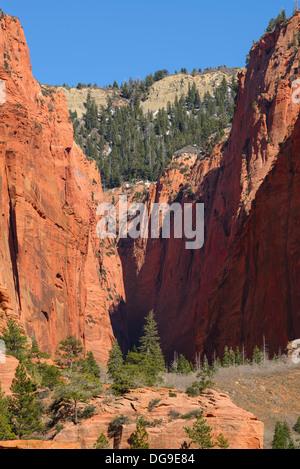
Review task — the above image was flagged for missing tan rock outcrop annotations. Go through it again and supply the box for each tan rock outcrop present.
[54,388,264,449]
[0,440,80,449]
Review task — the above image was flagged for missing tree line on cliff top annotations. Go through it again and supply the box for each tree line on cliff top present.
[70,75,238,189]
[68,6,299,190]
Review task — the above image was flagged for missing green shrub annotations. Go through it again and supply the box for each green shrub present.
[108,415,130,437]
[168,409,181,421]
[40,364,61,390]
[184,414,229,449]
[180,410,202,420]
[94,433,110,449]
[78,404,96,420]
[186,375,215,397]
[137,416,163,428]
[55,423,64,434]
[129,420,150,449]
[147,398,161,412]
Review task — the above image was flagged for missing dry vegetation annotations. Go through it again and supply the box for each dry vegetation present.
[162,358,300,449]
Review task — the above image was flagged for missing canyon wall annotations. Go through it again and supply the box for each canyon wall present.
[118,14,300,361]
[0,12,299,367]
[0,15,125,364]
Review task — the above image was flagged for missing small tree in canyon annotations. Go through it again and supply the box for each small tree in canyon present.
[129,419,150,449]
[94,433,110,449]
[54,371,102,425]
[9,363,44,438]
[272,421,296,450]
[107,339,124,380]
[0,384,16,441]
[79,351,101,379]
[0,318,29,360]
[184,414,229,449]
[55,336,84,371]
[109,312,166,394]
[139,310,165,374]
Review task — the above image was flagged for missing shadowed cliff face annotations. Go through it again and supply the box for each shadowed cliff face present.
[202,114,300,358]
[0,15,126,364]
[117,14,300,361]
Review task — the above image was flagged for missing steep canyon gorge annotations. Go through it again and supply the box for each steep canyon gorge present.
[0,12,300,368]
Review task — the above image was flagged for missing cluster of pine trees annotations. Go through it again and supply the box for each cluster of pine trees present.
[71,75,238,189]
[272,420,300,449]
[266,8,287,32]
[0,319,102,439]
[107,310,165,395]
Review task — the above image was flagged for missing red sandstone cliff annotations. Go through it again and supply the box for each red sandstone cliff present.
[0,15,125,364]
[118,14,300,360]
[0,11,299,368]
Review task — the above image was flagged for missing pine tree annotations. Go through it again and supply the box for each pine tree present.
[184,415,217,449]
[252,345,264,365]
[212,356,222,372]
[80,351,101,378]
[130,420,150,449]
[202,356,213,376]
[0,318,29,359]
[94,433,110,449]
[28,338,49,364]
[9,363,44,438]
[39,364,61,390]
[84,91,98,131]
[55,336,84,371]
[235,347,243,366]
[217,433,230,449]
[0,414,16,441]
[139,310,165,372]
[107,339,124,380]
[222,346,235,367]
[272,421,295,449]
[111,367,134,396]
[186,375,215,397]
[0,383,16,440]
[54,371,102,425]
[177,354,194,374]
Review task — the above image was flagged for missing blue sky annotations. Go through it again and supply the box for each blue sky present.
[1,0,295,87]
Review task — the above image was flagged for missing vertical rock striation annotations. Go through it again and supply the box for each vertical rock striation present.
[0,15,125,364]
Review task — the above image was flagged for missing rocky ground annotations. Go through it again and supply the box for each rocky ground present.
[52,387,264,450]
[215,364,300,449]
[163,359,300,449]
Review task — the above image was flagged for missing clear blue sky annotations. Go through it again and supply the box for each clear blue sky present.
[1,0,295,87]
